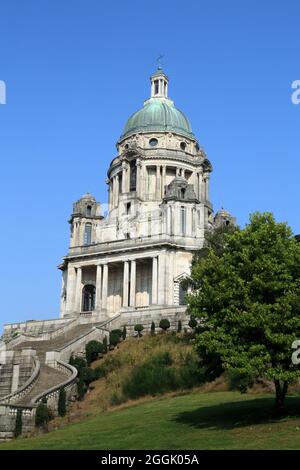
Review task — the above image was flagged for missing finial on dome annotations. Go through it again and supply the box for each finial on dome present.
[156,54,164,70]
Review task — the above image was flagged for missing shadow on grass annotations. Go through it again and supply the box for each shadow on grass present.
[173,396,300,430]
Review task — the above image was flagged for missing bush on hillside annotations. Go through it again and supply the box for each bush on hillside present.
[35,402,53,428]
[58,388,67,417]
[159,319,170,332]
[103,336,108,353]
[109,329,123,347]
[14,409,22,438]
[85,340,104,365]
[177,320,182,333]
[122,325,127,340]
[134,324,144,337]
[151,321,155,335]
[122,351,203,400]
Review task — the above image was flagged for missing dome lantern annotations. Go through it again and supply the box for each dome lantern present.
[150,68,169,99]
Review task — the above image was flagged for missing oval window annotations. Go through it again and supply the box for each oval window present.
[149,138,158,147]
[180,142,186,150]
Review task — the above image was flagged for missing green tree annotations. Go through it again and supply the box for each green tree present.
[177,320,182,333]
[58,387,66,417]
[103,336,108,353]
[188,212,300,413]
[151,321,156,335]
[14,409,22,438]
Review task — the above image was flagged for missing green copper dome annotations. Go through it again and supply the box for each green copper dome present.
[120,97,194,140]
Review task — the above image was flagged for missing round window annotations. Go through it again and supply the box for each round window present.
[149,138,158,147]
[125,144,129,149]
[180,142,186,150]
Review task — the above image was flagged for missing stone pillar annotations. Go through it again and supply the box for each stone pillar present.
[136,160,141,198]
[102,264,108,311]
[122,163,127,194]
[205,174,210,201]
[96,264,102,310]
[75,266,82,313]
[151,256,158,304]
[122,261,129,307]
[176,167,180,177]
[66,264,76,314]
[156,165,160,199]
[130,259,136,307]
[115,174,119,206]
[161,165,166,198]
[158,253,166,304]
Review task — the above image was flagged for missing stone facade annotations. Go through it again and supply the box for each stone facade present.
[59,68,216,325]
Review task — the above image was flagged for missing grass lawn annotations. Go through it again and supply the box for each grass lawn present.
[1,391,300,450]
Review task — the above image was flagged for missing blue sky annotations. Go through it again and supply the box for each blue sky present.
[0,0,299,327]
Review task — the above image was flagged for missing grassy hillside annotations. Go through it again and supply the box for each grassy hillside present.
[2,391,300,450]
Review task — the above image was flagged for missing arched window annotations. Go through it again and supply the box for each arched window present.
[86,205,92,217]
[82,284,95,312]
[84,223,92,245]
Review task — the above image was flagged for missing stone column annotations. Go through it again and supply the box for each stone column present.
[205,174,210,201]
[102,264,108,311]
[96,264,102,310]
[151,256,158,304]
[156,165,160,199]
[115,174,119,206]
[122,261,129,307]
[122,163,127,194]
[130,259,136,307]
[136,160,141,198]
[66,264,76,313]
[161,165,166,198]
[75,266,82,313]
[176,167,180,177]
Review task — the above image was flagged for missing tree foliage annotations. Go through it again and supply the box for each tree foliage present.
[188,212,300,412]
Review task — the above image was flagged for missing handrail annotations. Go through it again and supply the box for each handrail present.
[0,355,40,404]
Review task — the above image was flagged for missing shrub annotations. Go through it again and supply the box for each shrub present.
[122,362,178,399]
[151,321,155,335]
[111,329,123,339]
[77,376,86,401]
[159,319,170,332]
[58,388,66,417]
[103,336,108,353]
[35,402,52,428]
[122,325,127,340]
[134,324,144,337]
[177,320,182,333]
[85,340,104,365]
[14,409,22,438]
[109,331,121,347]
[110,391,125,406]
[188,316,198,330]
[69,355,87,374]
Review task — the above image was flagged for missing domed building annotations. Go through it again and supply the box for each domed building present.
[58,67,216,329]
[0,68,236,438]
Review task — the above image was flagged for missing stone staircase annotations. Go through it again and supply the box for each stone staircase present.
[11,323,97,406]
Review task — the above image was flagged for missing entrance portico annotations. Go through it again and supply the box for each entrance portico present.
[67,254,160,317]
